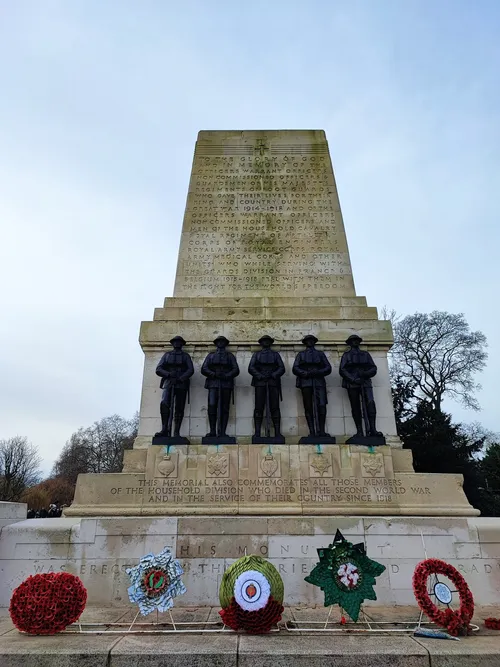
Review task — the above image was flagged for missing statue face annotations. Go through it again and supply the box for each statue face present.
[172,339,183,350]
[216,340,227,350]
[304,338,315,348]
[350,339,360,349]
[261,339,272,349]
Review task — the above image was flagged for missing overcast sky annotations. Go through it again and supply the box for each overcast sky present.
[1,0,498,474]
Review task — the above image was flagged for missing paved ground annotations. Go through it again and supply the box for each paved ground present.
[1,605,500,666]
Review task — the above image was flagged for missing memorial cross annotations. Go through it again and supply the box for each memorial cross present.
[254,139,269,155]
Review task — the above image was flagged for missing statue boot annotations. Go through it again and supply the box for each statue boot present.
[206,413,217,438]
[253,413,262,438]
[305,415,316,436]
[272,417,282,438]
[353,415,364,437]
[317,412,329,437]
[368,415,383,438]
[219,413,229,438]
[173,417,183,438]
[155,404,171,437]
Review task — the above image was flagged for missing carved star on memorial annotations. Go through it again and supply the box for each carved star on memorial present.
[362,458,383,477]
[304,530,386,622]
[310,453,331,476]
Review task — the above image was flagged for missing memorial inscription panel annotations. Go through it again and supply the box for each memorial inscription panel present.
[69,444,475,516]
[174,131,356,297]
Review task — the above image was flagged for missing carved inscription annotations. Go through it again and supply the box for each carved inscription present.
[174,141,356,296]
[31,560,500,580]
[107,477,432,506]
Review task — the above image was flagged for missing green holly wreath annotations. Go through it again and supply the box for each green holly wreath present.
[305,530,386,622]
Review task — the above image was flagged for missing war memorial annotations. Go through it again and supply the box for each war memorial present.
[1,131,500,664]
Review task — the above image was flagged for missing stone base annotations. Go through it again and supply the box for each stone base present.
[3,605,500,667]
[0,501,27,530]
[152,435,190,445]
[346,435,386,446]
[252,435,286,444]
[201,436,237,444]
[299,435,336,444]
[66,444,477,517]
[1,515,500,609]
[2,605,500,666]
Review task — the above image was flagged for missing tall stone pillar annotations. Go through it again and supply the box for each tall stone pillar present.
[135,130,396,448]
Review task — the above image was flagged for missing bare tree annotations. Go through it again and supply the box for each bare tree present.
[53,414,138,486]
[392,311,487,412]
[22,477,76,509]
[379,306,401,329]
[0,436,42,502]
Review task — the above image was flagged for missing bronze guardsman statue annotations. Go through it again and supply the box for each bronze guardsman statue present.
[154,335,194,444]
[339,334,385,445]
[293,334,335,443]
[201,336,240,443]
[248,335,286,443]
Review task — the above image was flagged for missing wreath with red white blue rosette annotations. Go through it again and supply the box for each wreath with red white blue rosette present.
[219,555,284,633]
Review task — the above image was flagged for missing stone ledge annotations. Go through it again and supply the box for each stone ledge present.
[1,607,500,667]
[162,296,370,308]
[139,319,393,349]
[153,306,379,322]
[0,501,27,531]
[66,443,476,517]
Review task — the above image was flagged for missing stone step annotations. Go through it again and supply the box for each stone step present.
[163,296,369,308]
[139,319,393,347]
[1,605,499,666]
[153,305,379,322]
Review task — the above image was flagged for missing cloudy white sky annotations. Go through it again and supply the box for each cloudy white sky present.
[1,1,498,474]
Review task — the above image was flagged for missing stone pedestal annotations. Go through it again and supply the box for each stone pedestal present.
[66,444,476,518]
[2,515,500,608]
[0,501,27,530]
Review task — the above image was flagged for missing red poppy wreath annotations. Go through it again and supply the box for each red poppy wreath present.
[412,559,474,636]
[9,572,87,635]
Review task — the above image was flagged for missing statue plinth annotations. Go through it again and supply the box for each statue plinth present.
[65,443,478,518]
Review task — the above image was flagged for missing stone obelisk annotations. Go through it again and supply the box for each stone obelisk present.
[135,130,395,447]
[173,130,355,298]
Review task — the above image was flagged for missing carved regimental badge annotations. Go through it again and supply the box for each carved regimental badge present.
[155,452,178,478]
[207,453,229,478]
[361,454,384,478]
[260,454,279,478]
[309,453,332,477]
